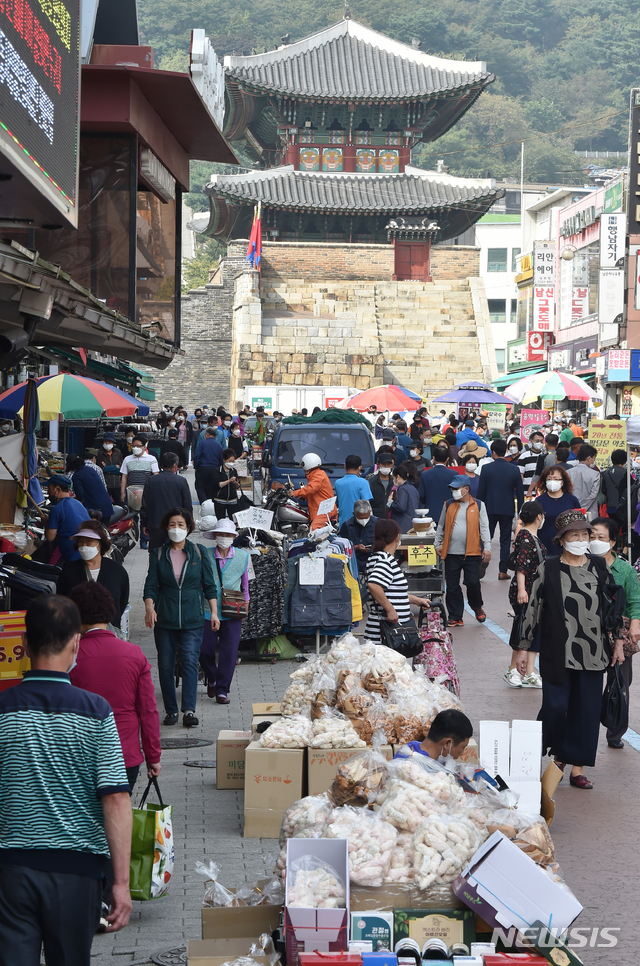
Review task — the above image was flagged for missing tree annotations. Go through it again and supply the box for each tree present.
[182,237,226,293]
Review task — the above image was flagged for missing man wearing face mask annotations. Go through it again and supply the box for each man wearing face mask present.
[42,475,91,564]
[140,453,193,550]
[97,433,123,505]
[518,430,545,492]
[160,428,188,470]
[0,596,133,957]
[435,476,491,626]
[71,450,115,525]
[339,499,379,573]
[477,439,524,579]
[366,451,396,519]
[120,435,159,549]
[418,446,457,523]
[566,444,601,519]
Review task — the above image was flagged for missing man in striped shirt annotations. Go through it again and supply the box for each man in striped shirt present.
[0,596,132,965]
[517,430,545,491]
[120,433,159,549]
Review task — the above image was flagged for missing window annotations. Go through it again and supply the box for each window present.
[510,299,518,324]
[511,247,521,272]
[505,191,521,213]
[487,248,508,272]
[495,348,505,372]
[488,299,507,323]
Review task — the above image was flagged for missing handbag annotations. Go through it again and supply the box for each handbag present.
[600,663,629,733]
[416,606,461,695]
[130,777,174,901]
[215,558,249,619]
[619,616,640,659]
[380,616,422,658]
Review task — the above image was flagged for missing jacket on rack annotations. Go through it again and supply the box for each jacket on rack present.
[284,554,353,630]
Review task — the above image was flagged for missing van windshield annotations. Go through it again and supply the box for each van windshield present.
[275,428,374,468]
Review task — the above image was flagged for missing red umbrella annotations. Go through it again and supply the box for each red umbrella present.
[341,385,422,412]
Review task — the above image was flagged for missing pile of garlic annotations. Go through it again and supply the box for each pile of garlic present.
[256,714,313,748]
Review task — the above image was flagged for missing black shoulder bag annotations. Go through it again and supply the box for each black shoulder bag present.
[380,617,423,658]
[601,663,629,733]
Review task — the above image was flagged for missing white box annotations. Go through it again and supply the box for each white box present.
[479,721,510,779]
[509,719,542,781]
[508,780,542,814]
[285,838,349,950]
[453,831,583,933]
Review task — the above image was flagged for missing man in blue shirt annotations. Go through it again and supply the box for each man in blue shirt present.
[71,453,114,523]
[418,446,457,522]
[194,429,224,505]
[0,595,132,963]
[335,455,373,529]
[44,475,91,562]
[455,419,485,447]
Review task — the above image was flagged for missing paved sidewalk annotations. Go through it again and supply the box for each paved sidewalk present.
[89,514,639,964]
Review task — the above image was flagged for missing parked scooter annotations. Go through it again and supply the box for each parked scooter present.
[262,478,310,538]
[106,505,137,562]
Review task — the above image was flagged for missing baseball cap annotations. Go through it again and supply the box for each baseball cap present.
[449,477,470,490]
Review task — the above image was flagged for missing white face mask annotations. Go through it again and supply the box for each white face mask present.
[126,436,134,443]
[508,446,519,455]
[224,462,235,471]
[589,539,611,556]
[466,461,478,471]
[67,637,80,674]
[379,466,392,475]
[168,527,188,542]
[224,421,232,428]
[78,545,99,561]
[564,539,589,556]
[169,421,176,427]
[232,429,240,436]
[356,516,370,527]
[453,490,465,500]
[216,535,234,549]
[132,446,143,456]
[546,479,563,493]
[532,441,543,451]
[423,438,432,445]
[103,443,113,451]
[410,449,420,457]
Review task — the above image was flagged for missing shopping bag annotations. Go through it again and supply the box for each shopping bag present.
[601,664,629,734]
[130,777,174,901]
[258,634,301,659]
[416,607,461,695]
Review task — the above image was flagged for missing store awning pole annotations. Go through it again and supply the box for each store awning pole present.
[627,445,632,564]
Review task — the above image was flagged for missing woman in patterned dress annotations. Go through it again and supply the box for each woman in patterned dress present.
[505,500,546,689]
[515,508,625,789]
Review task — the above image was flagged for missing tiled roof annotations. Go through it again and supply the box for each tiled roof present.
[207,166,500,213]
[225,19,491,100]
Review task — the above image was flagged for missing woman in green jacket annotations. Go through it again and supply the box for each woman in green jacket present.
[143,507,217,728]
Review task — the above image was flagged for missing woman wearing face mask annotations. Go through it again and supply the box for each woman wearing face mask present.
[515,508,625,789]
[410,413,426,442]
[505,437,523,463]
[535,465,580,556]
[505,501,546,688]
[458,453,480,498]
[590,518,640,748]
[123,428,136,455]
[388,465,419,533]
[143,508,218,728]
[164,417,178,439]
[211,449,242,519]
[408,440,429,472]
[421,429,433,464]
[97,433,123,504]
[228,422,245,458]
[57,521,130,631]
[364,519,428,644]
[199,519,250,704]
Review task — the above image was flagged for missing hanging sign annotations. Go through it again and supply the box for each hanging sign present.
[407,544,438,567]
[233,507,274,530]
[299,557,325,585]
[588,420,627,470]
[317,496,336,517]
[520,409,548,443]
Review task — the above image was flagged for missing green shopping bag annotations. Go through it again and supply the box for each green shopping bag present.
[130,777,174,901]
[258,634,301,660]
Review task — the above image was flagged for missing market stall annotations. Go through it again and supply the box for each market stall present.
[207,633,580,966]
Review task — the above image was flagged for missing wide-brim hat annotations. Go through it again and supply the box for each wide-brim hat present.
[214,518,237,535]
[102,432,116,441]
[552,508,593,544]
[459,440,488,458]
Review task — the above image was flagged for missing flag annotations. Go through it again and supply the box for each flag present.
[246,202,262,269]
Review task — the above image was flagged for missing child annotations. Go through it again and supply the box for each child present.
[394,709,473,761]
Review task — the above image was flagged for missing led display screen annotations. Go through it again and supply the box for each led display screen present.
[0,0,79,221]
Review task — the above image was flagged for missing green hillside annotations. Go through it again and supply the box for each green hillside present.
[140,0,636,189]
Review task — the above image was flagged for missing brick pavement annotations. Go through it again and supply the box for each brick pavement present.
[89,511,639,964]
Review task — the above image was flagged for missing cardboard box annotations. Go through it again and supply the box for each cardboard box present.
[349,942,373,953]
[350,884,464,913]
[393,909,475,949]
[452,832,583,934]
[507,781,542,815]
[252,715,283,733]
[456,738,479,766]
[253,702,283,715]
[299,955,361,966]
[307,745,393,797]
[362,953,397,966]
[351,912,394,950]
[286,838,350,952]
[527,920,586,966]
[479,721,510,780]
[509,721,542,782]
[189,946,274,966]
[483,957,548,966]
[216,730,251,789]
[540,761,562,826]
[244,747,305,838]
[201,899,281,941]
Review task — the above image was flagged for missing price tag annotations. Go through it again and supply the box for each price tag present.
[234,507,274,530]
[299,557,325,585]
[317,496,336,516]
[407,544,438,567]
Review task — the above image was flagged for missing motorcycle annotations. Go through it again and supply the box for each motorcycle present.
[107,505,137,562]
[262,479,310,538]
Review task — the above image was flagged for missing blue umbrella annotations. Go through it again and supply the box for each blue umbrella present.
[22,377,44,506]
[433,381,513,405]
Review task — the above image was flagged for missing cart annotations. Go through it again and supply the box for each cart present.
[398,531,447,627]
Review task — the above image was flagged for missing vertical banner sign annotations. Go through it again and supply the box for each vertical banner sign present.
[485,405,507,433]
[520,409,548,443]
[588,419,627,470]
[599,269,625,344]
[0,0,80,224]
[628,90,640,237]
[533,242,556,284]
[533,286,554,331]
[526,330,553,361]
[532,241,555,333]
[599,214,626,268]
